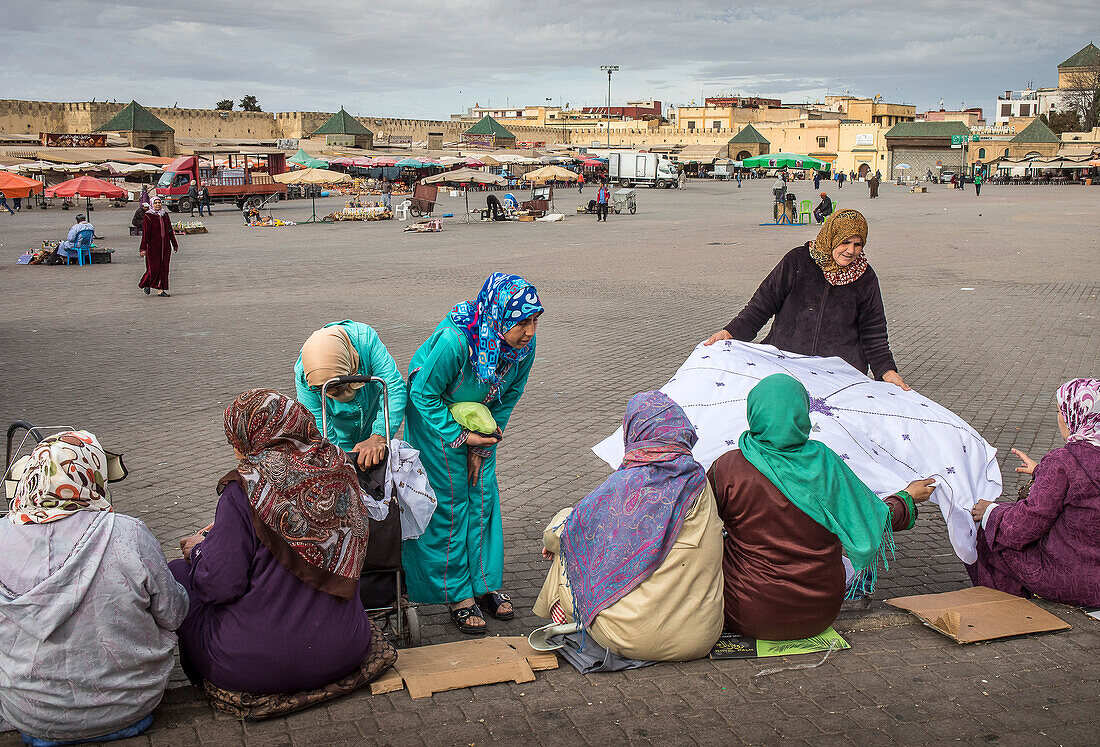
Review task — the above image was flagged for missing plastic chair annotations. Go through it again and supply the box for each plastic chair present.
[798,199,812,225]
[394,200,412,221]
[67,228,94,266]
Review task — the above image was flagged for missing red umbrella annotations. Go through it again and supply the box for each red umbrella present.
[371,157,398,167]
[350,156,374,167]
[463,157,486,167]
[45,176,127,199]
[0,172,44,198]
[329,157,354,166]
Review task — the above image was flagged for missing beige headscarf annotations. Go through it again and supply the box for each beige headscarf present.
[300,326,363,402]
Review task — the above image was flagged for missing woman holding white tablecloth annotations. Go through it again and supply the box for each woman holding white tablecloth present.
[704,209,909,390]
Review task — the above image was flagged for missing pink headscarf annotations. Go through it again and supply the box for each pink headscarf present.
[1056,378,1100,448]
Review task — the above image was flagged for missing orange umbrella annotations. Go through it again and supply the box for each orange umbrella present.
[0,172,44,199]
[45,176,127,199]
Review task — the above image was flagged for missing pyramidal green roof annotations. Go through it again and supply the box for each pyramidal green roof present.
[94,101,173,133]
[312,108,372,136]
[1011,118,1059,144]
[884,121,971,138]
[728,124,769,144]
[464,115,514,138]
[1058,43,1099,69]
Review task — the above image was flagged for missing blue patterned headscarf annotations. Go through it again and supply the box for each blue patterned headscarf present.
[561,391,706,627]
[449,273,544,395]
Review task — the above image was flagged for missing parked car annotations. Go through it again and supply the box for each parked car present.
[939,171,956,184]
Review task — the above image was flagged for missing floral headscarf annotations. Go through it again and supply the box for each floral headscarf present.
[221,388,369,600]
[449,273,544,399]
[809,208,869,286]
[8,431,122,525]
[1056,378,1100,448]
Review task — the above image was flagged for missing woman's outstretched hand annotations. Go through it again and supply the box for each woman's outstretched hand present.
[465,431,502,447]
[704,329,732,346]
[904,477,936,503]
[882,370,910,390]
[1011,448,1037,475]
[971,499,996,522]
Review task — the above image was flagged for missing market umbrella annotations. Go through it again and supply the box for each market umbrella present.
[273,168,352,223]
[522,165,579,183]
[45,176,127,199]
[396,157,436,168]
[350,156,374,167]
[421,167,506,223]
[894,163,911,170]
[0,172,44,199]
[371,157,398,167]
[741,153,829,171]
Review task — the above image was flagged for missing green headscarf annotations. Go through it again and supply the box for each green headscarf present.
[738,374,893,589]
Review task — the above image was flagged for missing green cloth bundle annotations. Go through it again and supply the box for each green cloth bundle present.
[448,402,498,435]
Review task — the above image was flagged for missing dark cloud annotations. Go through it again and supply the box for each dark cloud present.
[0,1,1094,117]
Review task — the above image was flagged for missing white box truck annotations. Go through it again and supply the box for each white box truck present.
[608,151,680,189]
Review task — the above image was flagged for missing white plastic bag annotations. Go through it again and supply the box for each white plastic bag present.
[385,439,437,540]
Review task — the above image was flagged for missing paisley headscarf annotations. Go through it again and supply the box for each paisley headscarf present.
[1056,378,1100,448]
[8,431,125,525]
[300,324,362,402]
[221,388,369,600]
[809,208,869,285]
[449,273,544,398]
[561,392,706,626]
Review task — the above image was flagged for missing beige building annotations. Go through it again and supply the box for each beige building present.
[826,96,916,127]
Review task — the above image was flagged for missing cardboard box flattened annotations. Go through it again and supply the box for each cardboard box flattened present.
[886,586,1071,643]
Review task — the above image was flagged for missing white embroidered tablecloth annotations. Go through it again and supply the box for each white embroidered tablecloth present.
[592,341,1002,564]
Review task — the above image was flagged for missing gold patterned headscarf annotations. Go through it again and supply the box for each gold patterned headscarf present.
[809,209,869,285]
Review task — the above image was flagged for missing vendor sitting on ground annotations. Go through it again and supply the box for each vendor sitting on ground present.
[294,320,407,468]
[813,192,833,223]
[56,213,94,261]
[967,378,1100,608]
[534,391,724,662]
[709,374,935,641]
[0,431,188,746]
[169,389,395,715]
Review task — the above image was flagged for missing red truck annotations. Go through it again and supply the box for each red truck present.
[155,150,288,212]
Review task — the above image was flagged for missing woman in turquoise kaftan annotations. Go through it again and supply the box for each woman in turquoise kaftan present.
[402,274,544,633]
[294,320,407,468]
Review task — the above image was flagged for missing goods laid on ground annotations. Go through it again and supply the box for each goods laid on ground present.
[324,198,393,222]
[17,240,114,264]
[403,219,443,233]
[248,216,297,228]
[172,221,208,235]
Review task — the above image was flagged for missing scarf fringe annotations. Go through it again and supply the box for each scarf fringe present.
[844,520,895,601]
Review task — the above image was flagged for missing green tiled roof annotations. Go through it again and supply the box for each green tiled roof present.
[1011,118,1059,144]
[94,101,173,133]
[728,124,770,144]
[312,108,372,136]
[1058,43,1099,69]
[464,115,514,138]
[884,121,971,138]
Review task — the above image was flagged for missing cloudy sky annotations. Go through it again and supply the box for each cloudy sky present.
[2,1,1096,119]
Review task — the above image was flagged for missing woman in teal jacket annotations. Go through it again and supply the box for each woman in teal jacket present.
[294,320,407,468]
[402,274,544,633]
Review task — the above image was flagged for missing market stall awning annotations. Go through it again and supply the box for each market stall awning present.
[676,145,725,164]
[420,168,505,186]
[741,153,830,171]
[44,176,127,199]
[272,168,352,185]
[0,171,44,198]
[522,165,579,183]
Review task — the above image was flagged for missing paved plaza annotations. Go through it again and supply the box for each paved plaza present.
[1,178,1098,745]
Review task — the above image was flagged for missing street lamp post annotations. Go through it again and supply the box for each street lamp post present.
[600,65,618,155]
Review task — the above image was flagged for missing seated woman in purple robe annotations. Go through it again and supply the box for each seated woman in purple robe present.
[968,379,1100,608]
[170,388,395,719]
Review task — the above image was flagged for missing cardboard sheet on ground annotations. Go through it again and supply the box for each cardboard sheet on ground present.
[592,341,1003,564]
[370,637,557,699]
[886,586,1071,643]
[709,627,850,659]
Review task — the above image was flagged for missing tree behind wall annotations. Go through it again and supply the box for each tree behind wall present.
[239,95,262,112]
[1040,110,1082,134]
[215,100,234,111]
[1061,65,1100,131]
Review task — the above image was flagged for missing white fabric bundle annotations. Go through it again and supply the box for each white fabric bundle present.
[592,341,1002,564]
[385,439,438,540]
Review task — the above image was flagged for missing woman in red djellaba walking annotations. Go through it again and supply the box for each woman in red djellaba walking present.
[139,195,178,297]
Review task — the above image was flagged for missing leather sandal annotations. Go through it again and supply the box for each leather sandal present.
[450,603,487,634]
[475,591,514,621]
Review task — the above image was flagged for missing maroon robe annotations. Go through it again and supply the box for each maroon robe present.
[138,211,177,291]
[966,441,1100,607]
[708,450,913,641]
